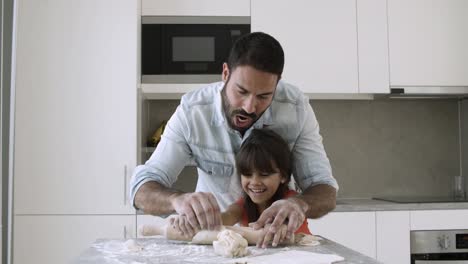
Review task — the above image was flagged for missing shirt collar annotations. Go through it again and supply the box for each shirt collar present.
[211,82,226,127]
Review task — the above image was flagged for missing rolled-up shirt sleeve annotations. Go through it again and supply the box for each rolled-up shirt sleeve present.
[129,105,193,208]
[292,98,339,191]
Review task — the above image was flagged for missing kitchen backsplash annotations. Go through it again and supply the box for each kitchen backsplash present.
[312,99,459,198]
[142,98,462,198]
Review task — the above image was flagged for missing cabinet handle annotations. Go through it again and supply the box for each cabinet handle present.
[123,225,127,239]
[124,165,127,205]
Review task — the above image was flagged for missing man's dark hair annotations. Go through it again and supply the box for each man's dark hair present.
[227,32,284,78]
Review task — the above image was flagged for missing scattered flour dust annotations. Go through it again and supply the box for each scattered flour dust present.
[92,239,235,264]
[124,239,144,252]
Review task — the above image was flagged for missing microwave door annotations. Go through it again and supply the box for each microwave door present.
[163,24,227,74]
[141,24,163,75]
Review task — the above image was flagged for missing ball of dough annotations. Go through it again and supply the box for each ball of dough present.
[212,230,248,258]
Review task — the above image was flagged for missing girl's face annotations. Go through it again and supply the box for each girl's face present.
[241,168,285,211]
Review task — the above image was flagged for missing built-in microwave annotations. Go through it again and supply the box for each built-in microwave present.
[141,16,250,83]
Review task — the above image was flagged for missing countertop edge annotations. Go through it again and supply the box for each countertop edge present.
[334,199,468,212]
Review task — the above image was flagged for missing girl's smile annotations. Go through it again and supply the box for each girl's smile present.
[241,170,284,211]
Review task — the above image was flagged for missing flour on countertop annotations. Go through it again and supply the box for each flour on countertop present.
[90,237,337,264]
[92,238,231,263]
[124,239,144,252]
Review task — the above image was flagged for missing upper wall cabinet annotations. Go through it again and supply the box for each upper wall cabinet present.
[252,0,359,94]
[388,0,468,87]
[142,0,250,16]
[357,0,390,94]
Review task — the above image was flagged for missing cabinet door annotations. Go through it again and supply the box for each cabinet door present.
[14,0,137,214]
[410,209,468,230]
[142,0,250,16]
[357,0,389,93]
[308,212,376,258]
[252,0,358,94]
[376,211,410,264]
[13,215,135,264]
[388,0,468,86]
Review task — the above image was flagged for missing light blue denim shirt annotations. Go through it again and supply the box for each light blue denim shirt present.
[130,81,338,211]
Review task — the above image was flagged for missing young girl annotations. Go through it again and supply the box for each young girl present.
[170,129,311,247]
[221,129,311,247]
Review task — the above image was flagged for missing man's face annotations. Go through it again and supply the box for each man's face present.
[221,63,278,134]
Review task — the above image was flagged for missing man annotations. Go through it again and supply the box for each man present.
[130,32,338,247]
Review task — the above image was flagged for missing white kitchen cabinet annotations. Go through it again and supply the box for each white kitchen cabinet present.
[376,211,410,264]
[388,0,468,87]
[13,215,135,264]
[142,0,250,16]
[356,0,389,93]
[410,209,468,230]
[14,0,137,214]
[252,0,359,94]
[308,212,376,258]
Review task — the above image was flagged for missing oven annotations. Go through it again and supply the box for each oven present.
[411,230,468,263]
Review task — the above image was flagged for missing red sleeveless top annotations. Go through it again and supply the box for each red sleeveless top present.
[235,189,312,235]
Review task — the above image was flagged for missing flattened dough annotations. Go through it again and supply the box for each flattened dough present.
[191,230,221,244]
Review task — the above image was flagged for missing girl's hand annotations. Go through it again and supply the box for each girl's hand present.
[255,223,289,248]
[169,214,198,238]
[250,198,306,242]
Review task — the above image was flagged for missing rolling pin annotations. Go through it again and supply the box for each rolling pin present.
[139,224,296,245]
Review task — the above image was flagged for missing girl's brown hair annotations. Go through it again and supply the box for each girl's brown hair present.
[235,129,292,223]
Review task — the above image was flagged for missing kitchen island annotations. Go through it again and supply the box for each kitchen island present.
[73,236,381,264]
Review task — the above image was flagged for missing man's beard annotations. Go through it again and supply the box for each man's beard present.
[221,83,259,134]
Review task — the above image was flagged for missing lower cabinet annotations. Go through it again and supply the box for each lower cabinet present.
[309,209,468,264]
[13,215,135,264]
[410,209,468,230]
[308,212,377,258]
[376,211,410,264]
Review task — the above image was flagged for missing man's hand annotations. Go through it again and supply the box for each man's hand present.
[250,198,307,246]
[169,215,196,238]
[171,192,222,232]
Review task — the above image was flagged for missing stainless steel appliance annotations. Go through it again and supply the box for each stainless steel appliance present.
[141,16,250,83]
[411,230,468,263]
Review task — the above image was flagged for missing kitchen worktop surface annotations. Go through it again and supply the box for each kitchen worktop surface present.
[73,236,381,264]
[335,198,468,212]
